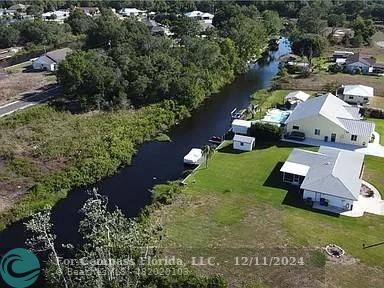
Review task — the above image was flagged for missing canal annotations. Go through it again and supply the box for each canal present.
[0,39,290,256]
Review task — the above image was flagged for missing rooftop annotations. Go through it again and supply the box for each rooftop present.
[343,84,374,97]
[280,147,364,200]
[233,135,255,144]
[285,93,374,136]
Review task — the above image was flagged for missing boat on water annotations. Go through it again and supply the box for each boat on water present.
[183,148,204,165]
[208,136,223,145]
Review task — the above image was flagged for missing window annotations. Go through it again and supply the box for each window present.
[364,97,368,101]
[348,96,354,100]
[351,135,357,141]
[314,129,320,135]
[292,126,300,130]
[240,142,244,146]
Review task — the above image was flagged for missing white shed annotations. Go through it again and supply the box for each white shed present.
[233,135,255,152]
[232,119,252,135]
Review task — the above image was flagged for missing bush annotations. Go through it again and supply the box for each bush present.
[249,122,283,141]
[361,107,384,119]
[152,181,182,205]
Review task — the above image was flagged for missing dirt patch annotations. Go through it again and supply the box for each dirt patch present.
[0,70,56,105]
[279,73,384,97]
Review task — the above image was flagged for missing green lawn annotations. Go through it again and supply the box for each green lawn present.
[372,118,384,145]
[160,142,384,287]
[249,89,316,120]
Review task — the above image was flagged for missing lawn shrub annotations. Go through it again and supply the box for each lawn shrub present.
[152,181,182,205]
[249,122,283,141]
[361,107,384,119]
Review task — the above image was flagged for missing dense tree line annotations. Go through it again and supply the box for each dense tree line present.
[0,19,76,48]
[58,4,276,111]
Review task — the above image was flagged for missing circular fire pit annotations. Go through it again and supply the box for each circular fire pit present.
[360,184,374,197]
[325,244,345,258]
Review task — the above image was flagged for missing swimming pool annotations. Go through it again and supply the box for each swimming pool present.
[262,109,291,124]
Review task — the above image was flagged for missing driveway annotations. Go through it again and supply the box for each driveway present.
[283,131,384,158]
[0,85,61,117]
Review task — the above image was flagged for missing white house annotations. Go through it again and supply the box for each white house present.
[42,10,70,22]
[32,48,72,71]
[232,119,252,135]
[285,93,375,147]
[280,146,364,212]
[184,11,214,23]
[120,8,146,17]
[337,84,374,106]
[284,91,310,108]
[233,135,255,152]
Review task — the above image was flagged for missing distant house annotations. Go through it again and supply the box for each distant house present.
[332,50,354,62]
[8,4,27,13]
[280,146,364,212]
[141,19,171,36]
[42,10,70,22]
[284,91,311,109]
[344,53,376,74]
[233,135,255,152]
[232,119,252,135]
[285,93,375,147]
[120,8,146,17]
[32,48,72,71]
[184,11,214,23]
[337,85,374,106]
[75,7,100,16]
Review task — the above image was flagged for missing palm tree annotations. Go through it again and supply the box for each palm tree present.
[201,145,214,169]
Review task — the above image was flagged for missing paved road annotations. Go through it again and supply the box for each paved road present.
[0,85,61,117]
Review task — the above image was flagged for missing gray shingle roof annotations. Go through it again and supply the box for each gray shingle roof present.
[46,48,72,63]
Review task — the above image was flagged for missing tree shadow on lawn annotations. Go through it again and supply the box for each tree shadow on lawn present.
[263,162,340,218]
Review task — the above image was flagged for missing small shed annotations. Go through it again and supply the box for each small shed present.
[233,135,255,152]
[232,119,252,135]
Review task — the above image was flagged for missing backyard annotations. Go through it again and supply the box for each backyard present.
[0,61,56,105]
[372,118,384,145]
[157,142,384,288]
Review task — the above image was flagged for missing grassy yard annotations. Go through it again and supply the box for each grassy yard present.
[158,142,384,287]
[249,89,315,119]
[372,118,384,145]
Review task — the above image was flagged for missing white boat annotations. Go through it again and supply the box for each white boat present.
[183,148,203,165]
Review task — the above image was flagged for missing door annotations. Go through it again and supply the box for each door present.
[331,133,336,142]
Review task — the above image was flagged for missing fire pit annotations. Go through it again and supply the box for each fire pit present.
[360,184,374,197]
[325,244,345,258]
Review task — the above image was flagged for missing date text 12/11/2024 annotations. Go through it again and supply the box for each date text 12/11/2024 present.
[191,256,305,267]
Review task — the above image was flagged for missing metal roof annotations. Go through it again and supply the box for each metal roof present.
[343,85,374,97]
[233,135,255,144]
[282,147,364,201]
[285,93,374,136]
[284,91,311,102]
[232,119,252,128]
[338,118,375,137]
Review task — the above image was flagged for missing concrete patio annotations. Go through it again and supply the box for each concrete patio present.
[282,131,384,158]
[312,180,384,217]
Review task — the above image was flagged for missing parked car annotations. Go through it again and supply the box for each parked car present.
[285,131,305,141]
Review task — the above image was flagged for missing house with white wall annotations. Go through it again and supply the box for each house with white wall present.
[284,93,375,147]
[32,48,72,71]
[280,146,364,212]
[337,84,374,106]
